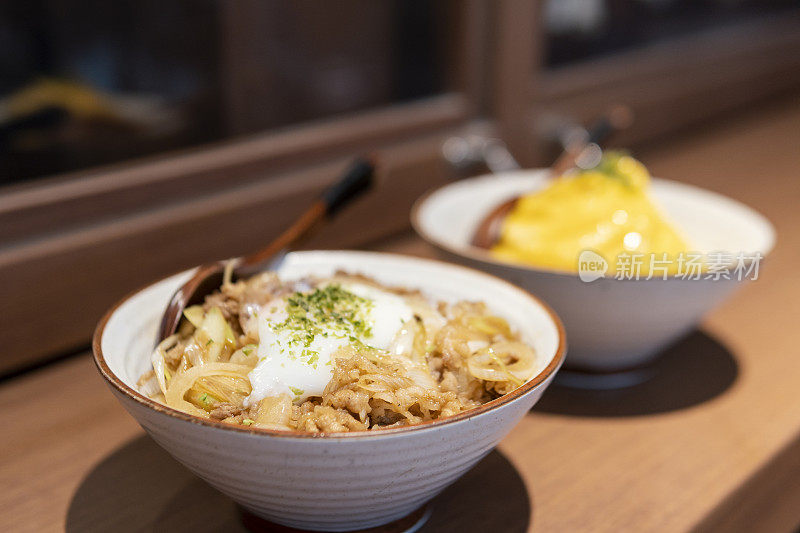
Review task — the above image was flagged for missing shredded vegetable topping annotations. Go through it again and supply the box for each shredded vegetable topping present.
[138,272,539,433]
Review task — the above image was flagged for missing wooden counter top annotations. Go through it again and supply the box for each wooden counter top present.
[2,99,799,532]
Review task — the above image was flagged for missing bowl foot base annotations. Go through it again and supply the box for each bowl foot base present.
[555,366,656,390]
[239,503,433,533]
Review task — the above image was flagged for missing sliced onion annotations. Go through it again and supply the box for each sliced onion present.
[387,318,437,389]
[467,341,538,386]
[467,315,513,338]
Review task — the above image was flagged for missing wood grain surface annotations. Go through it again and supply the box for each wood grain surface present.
[1,98,799,532]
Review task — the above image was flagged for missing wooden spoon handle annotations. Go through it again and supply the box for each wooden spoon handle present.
[321,157,374,215]
[241,157,375,270]
[158,157,375,342]
[470,197,518,249]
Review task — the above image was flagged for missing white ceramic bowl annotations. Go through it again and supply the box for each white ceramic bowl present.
[93,251,565,532]
[412,170,775,374]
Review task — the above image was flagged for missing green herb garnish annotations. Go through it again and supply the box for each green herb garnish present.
[269,284,375,361]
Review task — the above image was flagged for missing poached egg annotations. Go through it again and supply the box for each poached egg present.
[246,281,413,405]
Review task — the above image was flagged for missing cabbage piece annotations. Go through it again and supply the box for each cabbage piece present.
[182,305,204,329]
[151,334,179,397]
[195,307,228,362]
[253,395,292,429]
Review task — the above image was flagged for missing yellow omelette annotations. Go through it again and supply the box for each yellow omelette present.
[491,152,689,274]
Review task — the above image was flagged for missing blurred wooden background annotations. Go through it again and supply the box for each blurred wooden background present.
[2,2,800,531]
[2,0,800,376]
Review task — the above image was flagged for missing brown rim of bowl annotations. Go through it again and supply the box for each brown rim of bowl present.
[409,178,774,281]
[92,250,567,440]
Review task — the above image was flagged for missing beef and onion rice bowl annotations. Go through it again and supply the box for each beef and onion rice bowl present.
[139,267,542,433]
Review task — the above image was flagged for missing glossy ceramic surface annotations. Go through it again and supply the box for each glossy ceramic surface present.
[94,251,565,531]
[412,171,774,371]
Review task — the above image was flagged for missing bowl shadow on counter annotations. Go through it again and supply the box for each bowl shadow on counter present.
[66,435,531,533]
[535,330,739,417]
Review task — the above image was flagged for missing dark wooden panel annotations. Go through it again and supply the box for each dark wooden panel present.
[0,135,452,375]
[530,15,800,158]
[0,1,494,375]
[488,0,538,164]
[0,94,466,245]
